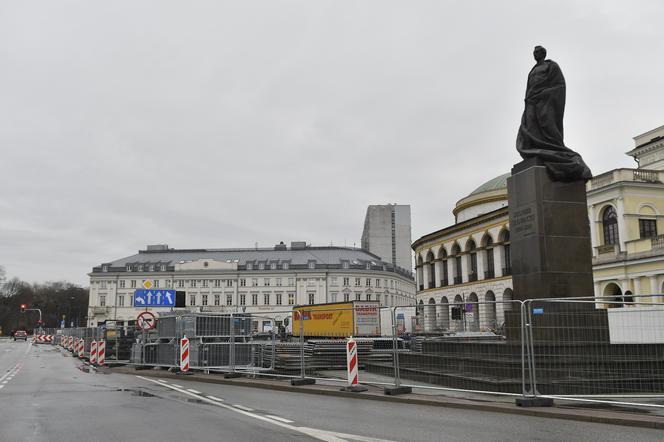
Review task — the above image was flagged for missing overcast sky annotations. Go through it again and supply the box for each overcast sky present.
[1,1,663,285]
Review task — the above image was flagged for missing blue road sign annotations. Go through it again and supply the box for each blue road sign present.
[133,289,176,307]
[532,308,544,315]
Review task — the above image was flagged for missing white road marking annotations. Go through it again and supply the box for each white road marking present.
[206,395,224,402]
[2,381,8,384]
[232,404,254,412]
[172,384,183,388]
[136,376,395,442]
[186,388,202,394]
[266,415,294,423]
[0,385,4,389]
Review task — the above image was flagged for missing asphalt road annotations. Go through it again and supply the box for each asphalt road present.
[1,338,663,442]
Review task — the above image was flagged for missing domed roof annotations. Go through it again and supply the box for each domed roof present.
[468,172,510,196]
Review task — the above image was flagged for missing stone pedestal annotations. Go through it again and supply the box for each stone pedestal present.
[507,160,594,302]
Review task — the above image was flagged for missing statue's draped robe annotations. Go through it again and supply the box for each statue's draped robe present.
[516,60,592,181]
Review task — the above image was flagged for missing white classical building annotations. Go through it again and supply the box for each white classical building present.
[87,242,416,330]
[413,174,513,333]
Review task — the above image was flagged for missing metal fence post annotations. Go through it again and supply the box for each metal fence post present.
[291,308,315,385]
[385,306,412,395]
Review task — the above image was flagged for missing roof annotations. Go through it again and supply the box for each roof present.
[468,173,510,196]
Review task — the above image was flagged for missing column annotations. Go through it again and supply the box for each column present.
[461,254,468,283]
[588,206,598,258]
[434,261,441,287]
[650,276,661,302]
[423,265,430,290]
[616,197,627,252]
[476,251,485,280]
[494,247,504,278]
[594,282,602,308]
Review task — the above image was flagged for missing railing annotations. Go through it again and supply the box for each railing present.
[591,168,661,190]
[652,234,664,249]
[633,169,660,183]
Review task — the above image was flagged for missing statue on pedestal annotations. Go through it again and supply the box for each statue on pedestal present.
[516,46,592,182]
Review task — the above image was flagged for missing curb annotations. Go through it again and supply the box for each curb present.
[109,367,664,430]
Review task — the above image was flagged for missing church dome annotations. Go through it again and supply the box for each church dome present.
[453,172,509,222]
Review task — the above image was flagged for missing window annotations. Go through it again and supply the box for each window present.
[226,280,233,287]
[118,295,125,307]
[366,278,371,287]
[308,261,316,269]
[99,295,106,306]
[376,279,380,287]
[131,280,137,288]
[344,293,350,302]
[226,294,233,306]
[308,293,315,304]
[100,281,107,289]
[202,279,208,288]
[160,264,166,271]
[102,265,108,272]
[603,206,619,245]
[126,264,132,272]
[214,279,221,287]
[214,294,220,306]
[149,265,155,272]
[247,263,253,270]
[288,278,294,286]
[343,277,350,286]
[137,265,143,271]
[355,278,361,287]
[330,292,337,302]
[177,280,184,288]
[342,261,349,269]
[119,280,126,288]
[288,293,295,305]
[252,278,258,287]
[240,279,246,287]
[282,263,289,270]
[376,293,381,304]
[276,293,282,305]
[356,293,361,301]
[264,293,270,305]
[639,219,657,238]
[367,294,372,301]
[202,295,208,306]
[191,280,197,288]
[240,294,246,306]
[366,263,371,270]
[276,278,282,286]
[331,277,337,285]
[252,293,258,305]
[190,295,196,305]
[468,240,478,281]
[271,262,277,270]
[154,280,160,288]
[264,278,270,286]
[258,262,265,270]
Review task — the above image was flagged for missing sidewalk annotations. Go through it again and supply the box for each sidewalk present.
[108,366,664,430]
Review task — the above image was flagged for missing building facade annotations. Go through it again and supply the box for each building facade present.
[87,242,416,330]
[589,124,664,306]
[361,204,412,272]
[413,175,513,333]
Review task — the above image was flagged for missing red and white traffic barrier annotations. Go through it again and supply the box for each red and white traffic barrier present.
[180,335,189,372]
[78,339,85,358]
[342,337,367,392]
[90,341,97,365]
[97,340,105,366]
[68,336,74,351]
[33,335,53,344]
[60,336,65,347]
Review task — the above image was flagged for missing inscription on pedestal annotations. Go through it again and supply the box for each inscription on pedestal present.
[512,204,537,237]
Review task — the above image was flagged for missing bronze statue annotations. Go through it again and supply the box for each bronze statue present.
[516,46,592,182]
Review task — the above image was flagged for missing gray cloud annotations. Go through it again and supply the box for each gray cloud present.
[1,1,663,284]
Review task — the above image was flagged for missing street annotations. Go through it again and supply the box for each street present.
[0,338,662,442]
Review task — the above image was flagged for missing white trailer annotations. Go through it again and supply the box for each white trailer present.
[381,306,417,336]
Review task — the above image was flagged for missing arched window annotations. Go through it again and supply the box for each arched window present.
[500,230,511,275]
[452,244,462,285]
[602,206,619,245]
[484,235,495,279]
[438,248,449,286]
[425,251,435,288]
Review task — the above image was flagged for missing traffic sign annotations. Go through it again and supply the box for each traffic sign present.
[137,311,157,330]
[143,279,154,290]
[133,289,175,307]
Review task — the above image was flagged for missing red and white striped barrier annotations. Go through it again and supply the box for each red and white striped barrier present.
[97,340,105,366]
[342,337,367,392]
[180,335,189,372]
[33,335,53,344]
[60,336,65,347]
[78,339,85,358]
[68,336,74,351]
[90,341,97,365]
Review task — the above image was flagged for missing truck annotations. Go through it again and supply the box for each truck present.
[291,301,381,337]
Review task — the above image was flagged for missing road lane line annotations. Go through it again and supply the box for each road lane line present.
[136,376,344,442]
[206,395,224,402]
[0,385,4,389]
[265,415,294,423]
[136,376,394,442]
[232,404,254,412]
[186,388,202,394]
[172,384,183,388]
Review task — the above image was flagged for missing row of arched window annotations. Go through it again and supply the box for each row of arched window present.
[416,230,510,291]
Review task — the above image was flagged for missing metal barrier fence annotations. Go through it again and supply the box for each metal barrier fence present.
[51,299,664,408]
